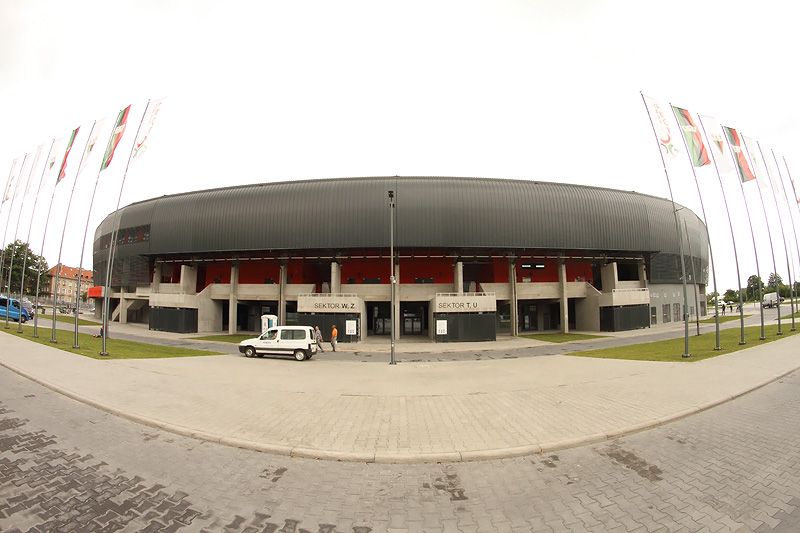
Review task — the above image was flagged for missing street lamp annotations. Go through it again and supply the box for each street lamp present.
[388,189,396,365]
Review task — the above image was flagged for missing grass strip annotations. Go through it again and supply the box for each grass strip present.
[699,315,750,324]
[521,332,607,343]
[2,325,222,360]
[571,323,797,362]
[190,333,254,343]
[39,314,101,326]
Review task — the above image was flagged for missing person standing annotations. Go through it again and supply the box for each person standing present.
[314,325,325,352]
[330,324,338,352]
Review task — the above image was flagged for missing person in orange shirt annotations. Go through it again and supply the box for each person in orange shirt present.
[330,324,338,352]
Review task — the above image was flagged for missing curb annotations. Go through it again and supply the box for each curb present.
[2,354,799,465]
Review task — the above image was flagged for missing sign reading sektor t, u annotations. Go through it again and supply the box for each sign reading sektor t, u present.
[433,293,496,313]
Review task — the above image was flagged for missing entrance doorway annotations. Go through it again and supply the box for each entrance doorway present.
[366,301,391,335]
[519,301,539,332]
[400,301,428,335]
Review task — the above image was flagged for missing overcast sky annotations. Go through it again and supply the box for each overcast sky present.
[1,0,798,293]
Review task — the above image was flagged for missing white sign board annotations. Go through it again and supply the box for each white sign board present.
[297,294,362,313]
[433,293,497,313]
[346,320,357,336]
[436,319,448,335]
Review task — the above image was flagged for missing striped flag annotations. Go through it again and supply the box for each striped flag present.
[58,127,80,182]
[642,95,680,158]
[721,125,755,182]
[132,99,163,159]
[671,106,710,167]
[100,105,131,171]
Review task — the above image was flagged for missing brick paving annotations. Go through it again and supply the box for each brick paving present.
[2,365,800,531]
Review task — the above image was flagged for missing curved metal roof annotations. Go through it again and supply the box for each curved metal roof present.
[94,176,708,284]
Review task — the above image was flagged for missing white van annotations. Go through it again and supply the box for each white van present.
[238,326,318,361]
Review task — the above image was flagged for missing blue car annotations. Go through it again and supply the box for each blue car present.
[0,297,31,323]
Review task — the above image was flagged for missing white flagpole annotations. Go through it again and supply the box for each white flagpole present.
[0,158,21,293]
[50,122,97,343]
[723,128,765,340]
[5,150,40,329]
[101,100,151,356]
[698,116,747,345]
[33,145,62,338]
[641,93,690,357]
[16,139,55,333]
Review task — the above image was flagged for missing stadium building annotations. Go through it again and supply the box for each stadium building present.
[91,177,709,342]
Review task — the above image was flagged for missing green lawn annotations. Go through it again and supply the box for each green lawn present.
[42,314,101,326]
[191,333,254,343]
[699,315,750,324]
[3,326,222,360]
[521,332,607,343]
[571,324,797,363]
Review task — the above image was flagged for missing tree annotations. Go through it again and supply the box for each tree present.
[767,272,783,290]
[707,291,719,304]
[723,289,740,303]
[0,240,50,297]
[745,275,764,301]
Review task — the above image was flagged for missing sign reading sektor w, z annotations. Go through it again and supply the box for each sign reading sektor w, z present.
[297,294,362,313]
[433,293,496,313]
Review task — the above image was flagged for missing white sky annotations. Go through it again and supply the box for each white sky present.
[1,0,799,293]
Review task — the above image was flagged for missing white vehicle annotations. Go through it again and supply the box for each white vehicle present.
[762,292,782,309]
[238,325,318,361]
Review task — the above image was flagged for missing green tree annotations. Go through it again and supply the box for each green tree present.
[767,272,783,290]
[723,289,740,303]
[0,240,50,297]
[746,275,764,301]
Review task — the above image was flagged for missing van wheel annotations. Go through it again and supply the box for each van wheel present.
[244,346,256,358]
[19,316,26,324]
[294,349,307,361]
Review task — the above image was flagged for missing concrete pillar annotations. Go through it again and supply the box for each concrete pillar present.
[228,261,239,334]
[278,261,287,326]
[509,259,518,336]
[119,290,128,324]
[393,263,401,339]
[638,261,648,288]
[455,261,464,294]
[559,259,569,334]
[152,263,161,293]
[180,264,197,294]
[330,261,341,294]
[600,262,618,291]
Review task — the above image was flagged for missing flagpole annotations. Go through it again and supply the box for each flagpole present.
[50,122,97,343]
[761,145,796,331]
[683,219,701,335]
[33,153,61,338]
[741,138,781,335]
[16,140,55,333]
[723,128,765,340]
[101,101,150,356]
[641,93,690,357]
[671,104,720,348]
[698,116,747,344]
[0,158,21,295]
[775,152,800,329]
[5,150,40,329]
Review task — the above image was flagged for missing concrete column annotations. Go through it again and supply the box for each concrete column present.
[509,259,518,336]
[119,290,128,324]
[600,262,618,291]
[228,261,239,334]
[393,263,401,339]
[152,263,161,293]
[180,264,197,294]
[278,261,287,326]
[559,259,569,334]
[638,261,648,288]
[330,261,341,294]
[455,261,464,294]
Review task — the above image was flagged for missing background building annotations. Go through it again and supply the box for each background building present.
[48,264,93,307]
[92,177,709,341]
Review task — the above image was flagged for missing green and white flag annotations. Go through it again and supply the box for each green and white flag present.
[100,105,131,171]
[78,118,108,176]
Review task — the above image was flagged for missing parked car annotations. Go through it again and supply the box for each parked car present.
[762,292,782,309]
[0,297,31,323]
[238,326,318,361]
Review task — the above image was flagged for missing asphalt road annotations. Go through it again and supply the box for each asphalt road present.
[2,363,800,531]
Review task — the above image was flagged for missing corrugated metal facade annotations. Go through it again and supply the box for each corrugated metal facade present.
[93,177,708,286]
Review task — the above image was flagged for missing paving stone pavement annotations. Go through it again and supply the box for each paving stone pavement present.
[2,364,800,532]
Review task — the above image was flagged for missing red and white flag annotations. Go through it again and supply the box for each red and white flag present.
[77,119,108,176]
[642,94,680,159]
[2,159,17,204]
[58,127,80,183]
